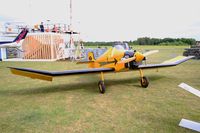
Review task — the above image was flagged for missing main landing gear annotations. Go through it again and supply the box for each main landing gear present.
[98,80,105,94]
[97,69,149,94]
[139,69,149,88]
[98,72,106,94]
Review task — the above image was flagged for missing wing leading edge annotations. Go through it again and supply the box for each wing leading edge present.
[8,67,114,81]
[8,56,193,81]
[138,56,194,69]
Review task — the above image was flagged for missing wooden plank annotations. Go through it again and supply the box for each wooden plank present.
[179,118,200,132]
[178,83,200,98]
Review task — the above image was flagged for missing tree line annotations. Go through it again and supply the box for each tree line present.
[131,37,196,45]
[84,37,196,46]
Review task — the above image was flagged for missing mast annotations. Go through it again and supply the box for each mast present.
[69,0,74,49]
[68,0,83,60]
[70,0,72,31]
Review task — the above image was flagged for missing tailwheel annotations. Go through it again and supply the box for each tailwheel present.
[98,81,105,94]
[140,76,149,88]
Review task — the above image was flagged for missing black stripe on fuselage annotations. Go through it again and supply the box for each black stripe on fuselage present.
[99,58,118,66]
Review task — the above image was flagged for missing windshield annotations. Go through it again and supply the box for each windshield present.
[114,45,125,50]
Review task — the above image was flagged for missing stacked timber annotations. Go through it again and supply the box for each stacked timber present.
[22,33,66,60]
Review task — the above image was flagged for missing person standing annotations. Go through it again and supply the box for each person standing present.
[40,22,44,32]
[52,24,58,33]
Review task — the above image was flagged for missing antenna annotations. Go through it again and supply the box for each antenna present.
[70,0,72,31]
[28,0,32,26]
[68,0,75,51]
[67,0,84,60]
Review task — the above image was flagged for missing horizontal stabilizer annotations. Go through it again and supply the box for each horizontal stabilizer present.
[76,61,94,64]
[8,67,114,81]
[138,56,194,69]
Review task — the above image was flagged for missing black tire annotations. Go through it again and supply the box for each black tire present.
[140,76,149,88]
[98,81,105,94]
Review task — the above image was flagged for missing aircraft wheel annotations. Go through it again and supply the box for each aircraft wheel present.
[140,76,149,88]
[98,81,105,94]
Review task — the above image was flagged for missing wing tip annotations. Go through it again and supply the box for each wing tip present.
[8,66,53,81]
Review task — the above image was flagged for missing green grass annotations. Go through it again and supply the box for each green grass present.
[0,45,200,133]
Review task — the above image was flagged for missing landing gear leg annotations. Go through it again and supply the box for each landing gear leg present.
[98,72,105,94]
[139,69,149,88]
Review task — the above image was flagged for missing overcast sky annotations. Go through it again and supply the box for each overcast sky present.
[0,0,200,41]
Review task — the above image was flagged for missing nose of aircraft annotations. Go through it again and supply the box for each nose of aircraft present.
[134,52,145,62]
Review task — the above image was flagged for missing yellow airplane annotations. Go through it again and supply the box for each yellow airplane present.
[8,46,194,93]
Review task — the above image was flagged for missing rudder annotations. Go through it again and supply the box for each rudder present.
[88,52,95,61]
[87,52,100,68]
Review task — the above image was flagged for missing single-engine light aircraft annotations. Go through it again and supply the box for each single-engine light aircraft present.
[8,44,194,93]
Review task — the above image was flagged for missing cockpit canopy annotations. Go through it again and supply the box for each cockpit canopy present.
[112,42,131,51]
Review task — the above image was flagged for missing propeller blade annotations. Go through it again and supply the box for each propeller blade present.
[117,56,136,64]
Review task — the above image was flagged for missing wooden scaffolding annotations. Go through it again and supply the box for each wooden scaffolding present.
[22,33,66,60]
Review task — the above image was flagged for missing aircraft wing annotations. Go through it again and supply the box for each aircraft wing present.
[8,67,114,81]
[143,50,159,56]
[138,56,194,69]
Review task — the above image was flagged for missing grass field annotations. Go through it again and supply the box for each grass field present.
[0,45,199,133]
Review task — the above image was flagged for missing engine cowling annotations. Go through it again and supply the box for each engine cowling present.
[123,51,144,69]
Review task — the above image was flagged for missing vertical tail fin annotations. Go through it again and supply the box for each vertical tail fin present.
[88,52,95,61]
[77,52,99,68]
[87,52,100,68]
[13,28,28,43]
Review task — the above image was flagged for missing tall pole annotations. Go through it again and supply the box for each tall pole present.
[29,0,32,27]
[70,0,72,31]
[69,0,74,49]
